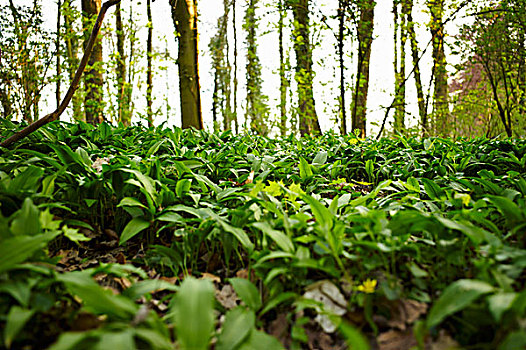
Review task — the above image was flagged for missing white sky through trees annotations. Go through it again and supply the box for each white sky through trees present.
[28,0,469,136]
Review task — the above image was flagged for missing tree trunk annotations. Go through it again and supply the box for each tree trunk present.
[115,2,130,125]
[393,0,407,132]
[244,0,268,135]
[338,0,347,135]
[170,0,203,130]
[279,0,288,136]
[146,0,153,127]
[82,0,104,124]
[292,0,320,136]
[428,0,448,136]
[56,0,62,108]
[406,0,427,136]
[351,1,375,138]
[64,0,82,120]
[232,0,239,133]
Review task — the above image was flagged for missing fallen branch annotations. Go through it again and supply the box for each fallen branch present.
[0,0,121,149]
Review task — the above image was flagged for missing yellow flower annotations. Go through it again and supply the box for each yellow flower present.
[263,181,283,197]
[357,279,377,294]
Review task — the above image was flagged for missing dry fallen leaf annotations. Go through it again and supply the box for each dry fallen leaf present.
[200,272,221,283]
[215,284,239,310]
[386,299,428,331]
[303,280,348,333]
[430,330,461,350]
[377,329,418,350]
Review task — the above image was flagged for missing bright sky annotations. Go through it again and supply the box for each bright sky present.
[20,0,469,136]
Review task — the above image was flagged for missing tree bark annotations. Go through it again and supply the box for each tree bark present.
[170,0,203,130]
[428,0,448,136]
[146,0,153,127]
[82,0,104,124]
[56,0,62,108]
[351,1,375,138]
[115,2,130,125]
[232,0,239,133]
[292,0,321,136]
[64,0,82,120]
[278,0,288,136]
[338,0,347,135]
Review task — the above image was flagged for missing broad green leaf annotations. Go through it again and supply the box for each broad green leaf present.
[119,218,151,245]
[487,196,524,228]
[405,177,420,193]
[175,179,192,198]
[0,231,59,274]
[365,159,374,182]
[63,225,91,244]
[47,332,92,350]
[312,151,328,166]
[421,178,445,200]
[499,331,526,350]
[488,293,517,322]
[94,330,135,350]
[237,330,283,350]
[216,307,255,350]
[8,166,44,194]
[229,278,262,311]
[146,140,166,158]
[259,292,297,317]
[427,279,495,329]
[435,217,489,245]
[123,280,179,300]
[57,271,137,319]
[299,157,313,180]
[10,198,41,236]
[252,222,294,253]
[338,322,370,350]
[135,328,173,350]
[4,306,35,349]
[215,218,254,252]
[173,277,215,350]
[302,195,333,233]
[117,197,148,209]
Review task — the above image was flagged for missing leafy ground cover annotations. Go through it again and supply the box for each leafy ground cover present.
[1,120,526,349]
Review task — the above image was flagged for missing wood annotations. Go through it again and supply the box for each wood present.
[0,0,121,149]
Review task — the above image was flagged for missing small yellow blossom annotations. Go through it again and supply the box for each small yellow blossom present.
[263,181,283,197]
[357,279,377,294]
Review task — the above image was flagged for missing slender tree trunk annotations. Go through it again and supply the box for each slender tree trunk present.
[406,0,427,136]
[244,0,268,135]
[232,0,239,133]
[170,0,203,129]
[222,0,231,131]
[82,0,104,124]
[115,2,130,125]
[278,0,288,136]
[428,0,448,136]
[64,0,82,120]
[146,0,153,127]
[292,0,320,136]
[338,0,347,135]
[56,0,62,108]
[351,1,375,138]
[393,0,407,132]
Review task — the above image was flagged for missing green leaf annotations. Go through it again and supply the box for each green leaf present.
[57,270,137,319]
[0,231,59,274]
[229,278,262,311]
[237,330,283,350]
[122,280,179,300]
[176,179,192,198]
[63,225,91,244]
[216,307,255,350]
[118,197,148,209]
[312,151,328,166]
[134,328,173,350]
[10,198,41,236]
[215,218,254,252]
[8,166,44,195]
[435,217,491,245]
[405,177,420,193]
[487,196,524,228]
[146,140,166,158]
[302,195,333,233]
[173,277,215,350]
[421,178,445,200]
[299,157,313,180]
[338,322,370,350]
[488,292,517,322]
[47,332,91,350]
[94,330,135,350]
[119,218,151,245]
[427,279,495,329]
[252,222,294,253]
[4,306,35,349]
